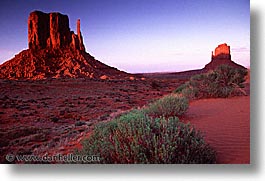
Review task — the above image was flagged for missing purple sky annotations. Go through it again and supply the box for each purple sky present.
[0,0,250,73]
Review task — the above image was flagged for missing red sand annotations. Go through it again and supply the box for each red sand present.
[185,96,250,164]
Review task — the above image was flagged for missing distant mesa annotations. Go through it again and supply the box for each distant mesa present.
[204,43,245,70]
[0,11,129,80]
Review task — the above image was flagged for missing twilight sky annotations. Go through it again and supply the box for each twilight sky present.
[0,0,250,73]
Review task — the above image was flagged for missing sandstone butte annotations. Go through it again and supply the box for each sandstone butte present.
[204,43,245,70]
[0,11,129,80]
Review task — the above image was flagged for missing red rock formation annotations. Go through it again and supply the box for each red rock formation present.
[214,43,230,56]
[211,43,231,61]
[48,12,71,49]
[77,19,85,51]
[28,11,83,51]
[204,43,245,70]
[28,11,50,49]
[0,11,129,80]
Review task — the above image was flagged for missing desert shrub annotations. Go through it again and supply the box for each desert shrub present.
[175,65,248,99]
[77,110,216,164]
[215,65,247,86]
[174,83,188,93]
[145,94,189,118]
[181,85,199,99]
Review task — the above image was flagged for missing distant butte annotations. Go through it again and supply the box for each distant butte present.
[204,43,245,70]
[0,11,129,80]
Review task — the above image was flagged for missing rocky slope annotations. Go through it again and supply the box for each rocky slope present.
[0,48,128,80]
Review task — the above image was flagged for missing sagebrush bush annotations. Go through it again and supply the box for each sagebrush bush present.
[175,65,248,99]
[174,83,188,93]
[77,110,216,164]
[145,94,189,118]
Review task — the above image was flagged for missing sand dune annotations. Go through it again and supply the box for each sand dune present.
[185,96,250,164]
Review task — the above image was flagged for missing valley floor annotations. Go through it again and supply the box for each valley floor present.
[0,76,250,164]
[0,78,181,163]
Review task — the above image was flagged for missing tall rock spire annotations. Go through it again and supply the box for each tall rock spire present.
[77,19,81,37]
[77,19,85,51]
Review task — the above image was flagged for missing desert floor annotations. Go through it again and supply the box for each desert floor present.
[0,77,182,163]
[0,74,250,164]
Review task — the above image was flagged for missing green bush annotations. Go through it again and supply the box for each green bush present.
[215,65,247,87]
[145,94,189,118]
[174,83,188,93]
[77,110,216,164]
[175,65,248,99]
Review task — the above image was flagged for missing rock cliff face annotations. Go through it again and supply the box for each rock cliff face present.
[204,43,245,70]
[215,44,229,55]
[28,11,84,51]
[211,43,231,60]
[0,11,129,80]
